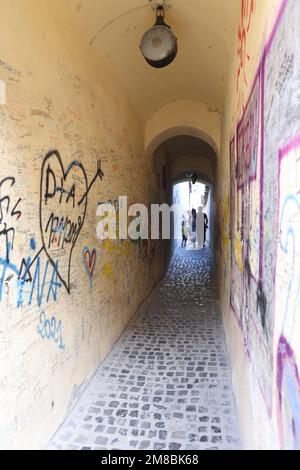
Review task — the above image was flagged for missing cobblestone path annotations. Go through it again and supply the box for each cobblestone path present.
[48,248,241,450]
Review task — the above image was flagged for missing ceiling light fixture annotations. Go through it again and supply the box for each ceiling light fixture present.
[140,3,178,68]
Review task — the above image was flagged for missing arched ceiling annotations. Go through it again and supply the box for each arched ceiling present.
[163,135,216,163]
[65,0,240,121]
[154,135,216,184]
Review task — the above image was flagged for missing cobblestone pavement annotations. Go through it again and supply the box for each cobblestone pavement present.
[48,248,241,450]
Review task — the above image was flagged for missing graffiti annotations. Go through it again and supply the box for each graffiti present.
[228,0,300,435]
[0,172,25,300]
[37,310,65,350]
[0,237,62,307]
[17,241,62,308]
[0,176,22,262]
[236,73,260,189]
[40,150,87,292]
[131,237,157,264]
[237,0,255,114]
[82,246,97,288]
[97,197,158,264]
[262,0,296,339]
[236,72,261,286]
[98,198,127,245]
[277,337,300,449]
[255,0,300,417]
[67,377,91,413]
[0,177,27,304]
[0,58,22,77]
[1,150,104,302]
[0,242,19,302]
[278,192,300,335]
[37,150,104,293]
[101,262,114,279]
[230,71,261,334]
[229,0,299,414]
[229,137,243,326]
[275,135,300,449]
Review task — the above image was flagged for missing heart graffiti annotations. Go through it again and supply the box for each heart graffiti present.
[38,150,104,293]
[83,246,97,288]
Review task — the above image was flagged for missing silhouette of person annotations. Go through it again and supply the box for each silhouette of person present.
[181,217,187,248]
[196,207,204,248]
[191,209,197,247]
[204,213,209,247]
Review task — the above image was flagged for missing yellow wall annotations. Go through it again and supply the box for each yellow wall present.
[2,0,300,451]
[145,100,221,157]
[0,0,166,449]
[218,0,300,450]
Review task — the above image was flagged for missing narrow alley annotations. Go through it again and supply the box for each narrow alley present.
[1,0,300,453]
[48,248,241,451]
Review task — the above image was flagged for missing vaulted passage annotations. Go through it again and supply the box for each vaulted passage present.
[0,0,300,451]
[48,248,240,450]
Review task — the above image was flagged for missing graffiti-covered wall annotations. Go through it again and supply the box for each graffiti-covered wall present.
[0,1,166,449]
[218,0,300,450]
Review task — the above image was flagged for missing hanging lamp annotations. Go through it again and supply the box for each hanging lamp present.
[140,4,178,68]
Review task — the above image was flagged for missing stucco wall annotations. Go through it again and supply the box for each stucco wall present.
[0,0,166,449]
[218,0,300,450]
[145,100,221,157]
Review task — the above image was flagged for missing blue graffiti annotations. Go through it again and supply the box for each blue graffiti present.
[0,239,62,307]
[17,239,62,308]
[0,242,20,302]
[37,310,65,350]
[279,194,300,335]
[30,238,36,250]
[285,361,300,448]
[28,259,61,307]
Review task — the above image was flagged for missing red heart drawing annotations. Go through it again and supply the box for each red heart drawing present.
[83,246,96,286]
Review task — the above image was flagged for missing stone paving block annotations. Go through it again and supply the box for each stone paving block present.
[48,248,241,451]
